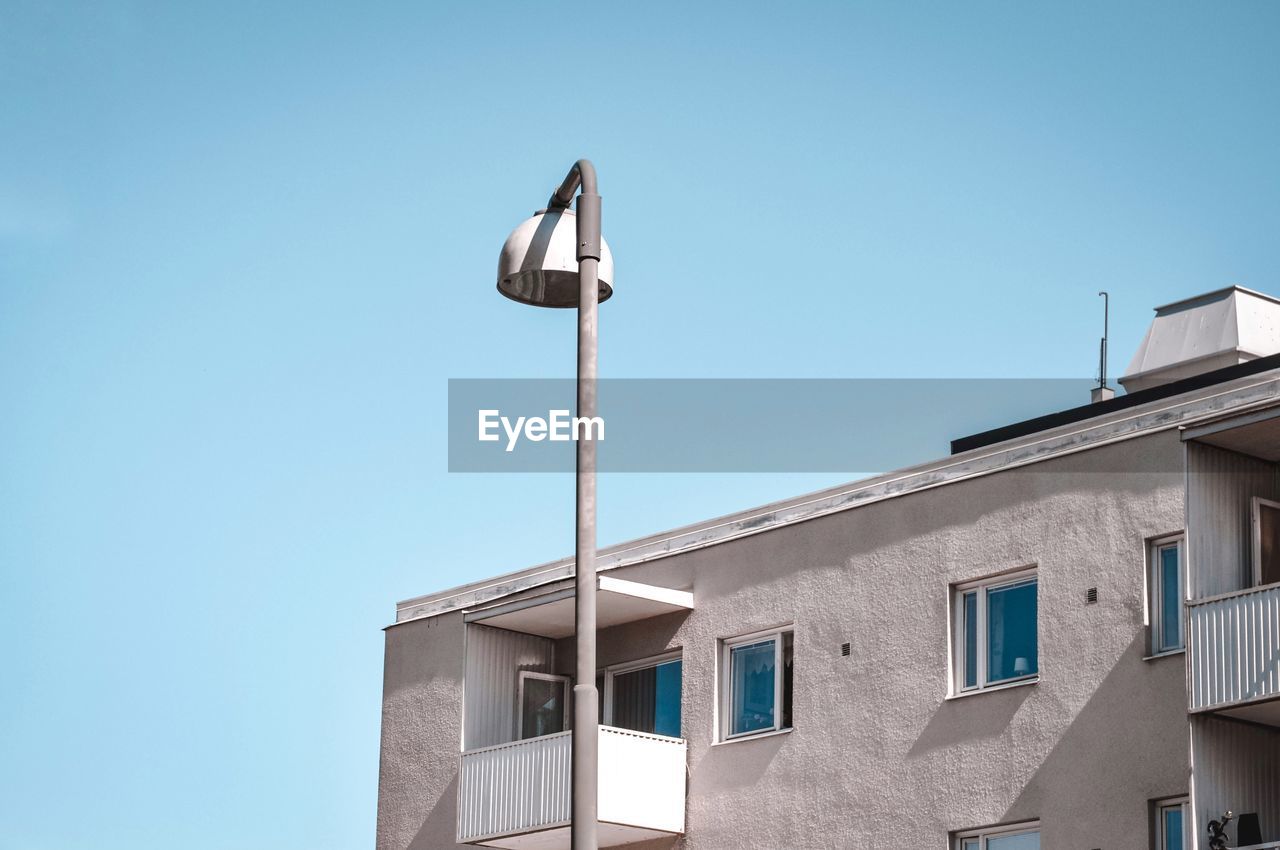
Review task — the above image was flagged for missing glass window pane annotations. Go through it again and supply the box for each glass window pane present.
[963,591,978,688]
[654,660,682,737]
[521,677,565,739]
[613,666,657,732]
[730,638,776,736]
[961,840,979,850]
[987,830,1039,850]
[1260,503,1280,585]
[1163,806,1184,850]
[1160,546,1182,651]
[987,580,1037,683]
[781,632,793,729]
[612,659,683,738]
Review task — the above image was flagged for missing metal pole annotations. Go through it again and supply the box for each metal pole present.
[555,160,601,850]
[1098,291,1109,388]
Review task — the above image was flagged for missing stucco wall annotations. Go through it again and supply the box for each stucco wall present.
[376,612,465,850]
[378,429,1192,848]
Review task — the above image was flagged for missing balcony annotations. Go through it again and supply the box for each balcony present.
[457,726,687,848]
[1187,583,1280,724]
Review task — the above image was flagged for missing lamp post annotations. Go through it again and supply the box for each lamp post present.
[495,159,613,850]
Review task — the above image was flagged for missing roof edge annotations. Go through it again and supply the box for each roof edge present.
[1152,284,1280,313]
[397,368,1280,625]
[953,351,1280,454]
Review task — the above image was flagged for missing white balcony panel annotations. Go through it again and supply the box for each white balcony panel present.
[1189,584,1280,714]
[598,727,687,835]
[458,727,686,848]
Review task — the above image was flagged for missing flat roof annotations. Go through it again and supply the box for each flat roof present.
[950,352,1280,455]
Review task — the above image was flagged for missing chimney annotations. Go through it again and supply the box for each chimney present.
[1120,286,1280,394]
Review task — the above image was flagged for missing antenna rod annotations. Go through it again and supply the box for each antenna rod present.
[1097,291,1109,388]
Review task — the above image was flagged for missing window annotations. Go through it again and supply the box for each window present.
[1154,798,1188,850]
[1252,497,1280,587]
[1149,536,1184,654]
[517,672,569,739]
[603,653,683,738]
[953,569,1038,694]
[956,822,1040,850]
[719,627,793,740]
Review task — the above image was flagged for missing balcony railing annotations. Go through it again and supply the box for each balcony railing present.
[457,726,686,848]
[1188,583,1280,712]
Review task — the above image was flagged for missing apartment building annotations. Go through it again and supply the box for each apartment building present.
[377,285,1280,850]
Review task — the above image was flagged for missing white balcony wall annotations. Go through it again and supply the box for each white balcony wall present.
[1191,715,1280,848]
[465,623,556,750]
[1187,442,1279,599]
[598,727,687,834]
[1188,584,1280,711]
[457,727,687,846]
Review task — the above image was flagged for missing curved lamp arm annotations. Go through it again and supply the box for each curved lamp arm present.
[548,159,601,263]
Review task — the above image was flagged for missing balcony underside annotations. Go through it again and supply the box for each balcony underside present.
[473,823,677,850]
[1211,697,1280,728]
[463,575,694,639]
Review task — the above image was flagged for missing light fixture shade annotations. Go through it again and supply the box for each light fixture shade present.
[496,208,613,308]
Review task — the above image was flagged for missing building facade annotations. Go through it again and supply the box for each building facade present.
[377,286,1280,850]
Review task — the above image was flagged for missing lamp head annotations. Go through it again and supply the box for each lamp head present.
[496,208,613,308]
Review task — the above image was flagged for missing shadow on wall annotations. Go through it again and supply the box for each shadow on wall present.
[907,681,1033,758]
[1006,632,1187,841]
[616,837,684,850]
[556,608,691,673]
[692,730,789,792]
[409,774,458,850]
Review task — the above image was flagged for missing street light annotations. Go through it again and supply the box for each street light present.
[495,159,611,850]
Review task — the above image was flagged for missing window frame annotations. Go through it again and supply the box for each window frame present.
[954,820,1041,849]
[1251,496,1280,588]
[951,567,1039,696]
[1148,534,1186,656]
[1154,796,1189,850]
[601,650,683,737]
[516,671,571,739]
[718,625,793,742]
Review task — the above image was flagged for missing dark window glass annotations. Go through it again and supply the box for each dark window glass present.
[781,632,793,729]
[1260,503,1280,585]
[730,639,775,736]
[520,676,566,739]
[1159,545,1182,651]
[963,591,978,688]
[611,659,682,738]
[1162,806,1184,850]
[986,580,1037,683]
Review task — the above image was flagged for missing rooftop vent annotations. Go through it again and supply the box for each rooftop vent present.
[1121,286,1280,393]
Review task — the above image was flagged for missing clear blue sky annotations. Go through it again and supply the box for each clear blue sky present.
[3,2,1279,847]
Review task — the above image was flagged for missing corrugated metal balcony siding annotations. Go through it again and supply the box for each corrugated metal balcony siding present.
[1188,584,1280,712]
[1191,715,1280,847]
[457,726,687,845]
[457,731,573,843]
